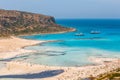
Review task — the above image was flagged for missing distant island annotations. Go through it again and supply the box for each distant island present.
[0,9,75,37]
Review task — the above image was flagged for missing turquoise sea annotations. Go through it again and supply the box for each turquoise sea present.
[19,19,120,67]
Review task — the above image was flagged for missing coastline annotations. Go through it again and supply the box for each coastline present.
[0,58,119,80]
[0,36,46,59]
[0,36,120,80]
[17,28,76,37]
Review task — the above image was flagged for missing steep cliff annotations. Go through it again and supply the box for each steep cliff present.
[0,9,74,37]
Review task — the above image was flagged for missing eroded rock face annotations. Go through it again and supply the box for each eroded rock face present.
[0,9,73,37]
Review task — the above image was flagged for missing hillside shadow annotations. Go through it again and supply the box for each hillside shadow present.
[0,69,64,79]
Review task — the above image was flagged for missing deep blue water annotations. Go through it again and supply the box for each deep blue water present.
[20,19,120,66]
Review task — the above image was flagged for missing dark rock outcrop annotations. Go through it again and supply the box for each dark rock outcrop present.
[0,9,74,37]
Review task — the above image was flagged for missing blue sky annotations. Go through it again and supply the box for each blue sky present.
[0,0,120,19]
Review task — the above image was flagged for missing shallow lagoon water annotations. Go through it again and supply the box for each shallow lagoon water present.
[20,19,120,67]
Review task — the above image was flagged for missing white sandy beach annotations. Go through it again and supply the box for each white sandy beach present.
[0,36,120,80]
[0,36,45,59]
[0,58,119,80]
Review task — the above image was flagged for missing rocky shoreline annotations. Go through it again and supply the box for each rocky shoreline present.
[0,9,75,37]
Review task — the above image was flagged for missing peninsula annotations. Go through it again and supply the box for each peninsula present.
[0,9,75,37]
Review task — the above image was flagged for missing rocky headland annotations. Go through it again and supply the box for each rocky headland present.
[0,9,75,37]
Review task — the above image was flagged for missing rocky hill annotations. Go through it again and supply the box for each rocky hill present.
[0,9,74,37]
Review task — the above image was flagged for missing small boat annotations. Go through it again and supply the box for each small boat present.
[75,33,84,36]
[90,31,100,34]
